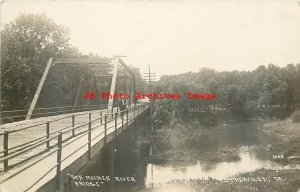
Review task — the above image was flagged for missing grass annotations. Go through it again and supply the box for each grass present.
[146,148,241,164]
[134,169,300,192]
[261,110,300,163]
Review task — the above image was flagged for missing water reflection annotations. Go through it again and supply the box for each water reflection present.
[76,121,299,192]
[145,151,300,187]
[143,121,300,189]
[147,184,195,192]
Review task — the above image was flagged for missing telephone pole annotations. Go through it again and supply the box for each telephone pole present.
[143,64,156,131]
[143,64,156,89]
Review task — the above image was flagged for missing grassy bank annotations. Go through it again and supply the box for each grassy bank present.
[135,168,300,192]
[146,148,240,164]
[136,115,210,145]
[260,110,300,163]
[136,111,300,192]
[145,117,241,164]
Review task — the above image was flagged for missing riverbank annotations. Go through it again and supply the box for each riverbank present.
[144,117,241,164]
[135,168,300,192]
[146,148,240,164]
[137,112,300,192]
[205,168,300,192]
[259,110,300,163]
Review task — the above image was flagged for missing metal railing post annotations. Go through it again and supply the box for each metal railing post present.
[115,113,118,138]
[126,108,129,126]
[111,108,114,119]
[104,115,107,144]
[68,178,72,192]
[100,111,102,124]
[56,132,62,190]
[122,115,124,131]
[72,114,75,136]
[88,113,91,160]
[46,122,50,149]
[3,131,8,171]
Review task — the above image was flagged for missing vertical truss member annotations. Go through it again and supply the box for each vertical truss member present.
[26,57,136,119]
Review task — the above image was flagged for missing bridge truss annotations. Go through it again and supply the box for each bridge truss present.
[26,56,137,120]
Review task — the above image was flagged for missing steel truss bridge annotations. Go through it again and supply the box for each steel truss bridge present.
[0,57,149,191]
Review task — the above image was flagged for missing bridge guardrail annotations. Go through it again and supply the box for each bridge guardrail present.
[0,105,133,168]
[0,104,148,191]
[0,104,107,123]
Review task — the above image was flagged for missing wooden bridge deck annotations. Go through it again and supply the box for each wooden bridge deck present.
[0,107,119,168]
[0,105,147,192]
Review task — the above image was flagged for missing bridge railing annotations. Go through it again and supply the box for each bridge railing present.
[0,104,133,170]
[0,109,105,168]
[0,104,148,191]
[0,104,106,123]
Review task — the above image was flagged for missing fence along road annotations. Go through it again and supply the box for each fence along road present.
[0,104,148,192]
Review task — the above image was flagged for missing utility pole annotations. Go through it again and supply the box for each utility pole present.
[148,64,152,89]
[143,64,156,89]
[143,64,156,131]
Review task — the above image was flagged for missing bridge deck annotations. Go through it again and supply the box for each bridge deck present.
[0,107,119,168]
[0,105,146,192]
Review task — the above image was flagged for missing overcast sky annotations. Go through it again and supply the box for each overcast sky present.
[2,0,300,78]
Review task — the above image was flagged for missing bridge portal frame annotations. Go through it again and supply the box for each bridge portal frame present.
[26,57,136,120]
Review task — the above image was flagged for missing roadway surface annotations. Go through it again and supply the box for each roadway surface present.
[0,105,145,192]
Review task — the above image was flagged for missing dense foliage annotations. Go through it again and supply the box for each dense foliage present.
[1,13,81,111]
[153,65,300,124]
[1,14,145,116]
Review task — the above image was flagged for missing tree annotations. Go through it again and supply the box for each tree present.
[1,13,76,111]
[282,64,297,113]
[151,62,299,122]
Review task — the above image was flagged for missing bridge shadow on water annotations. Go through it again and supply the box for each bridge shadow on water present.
[65,118,151,192]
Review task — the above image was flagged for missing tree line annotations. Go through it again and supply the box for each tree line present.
[1,13,145,121]
[1,13,299,125]
[152,64,300,125]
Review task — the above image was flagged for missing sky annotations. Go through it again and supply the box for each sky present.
[1,0,300,79]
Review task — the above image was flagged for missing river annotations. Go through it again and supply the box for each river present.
[71,121,300,192]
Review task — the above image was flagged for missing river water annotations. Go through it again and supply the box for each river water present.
[72,121,299,192]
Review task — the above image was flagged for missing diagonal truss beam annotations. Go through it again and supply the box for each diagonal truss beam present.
[26,57,54,120]
[107,58,119,112]
[26,57,137,120]
[119,59,136,105]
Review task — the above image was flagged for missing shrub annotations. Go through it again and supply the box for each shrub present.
[290,110,300,123]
